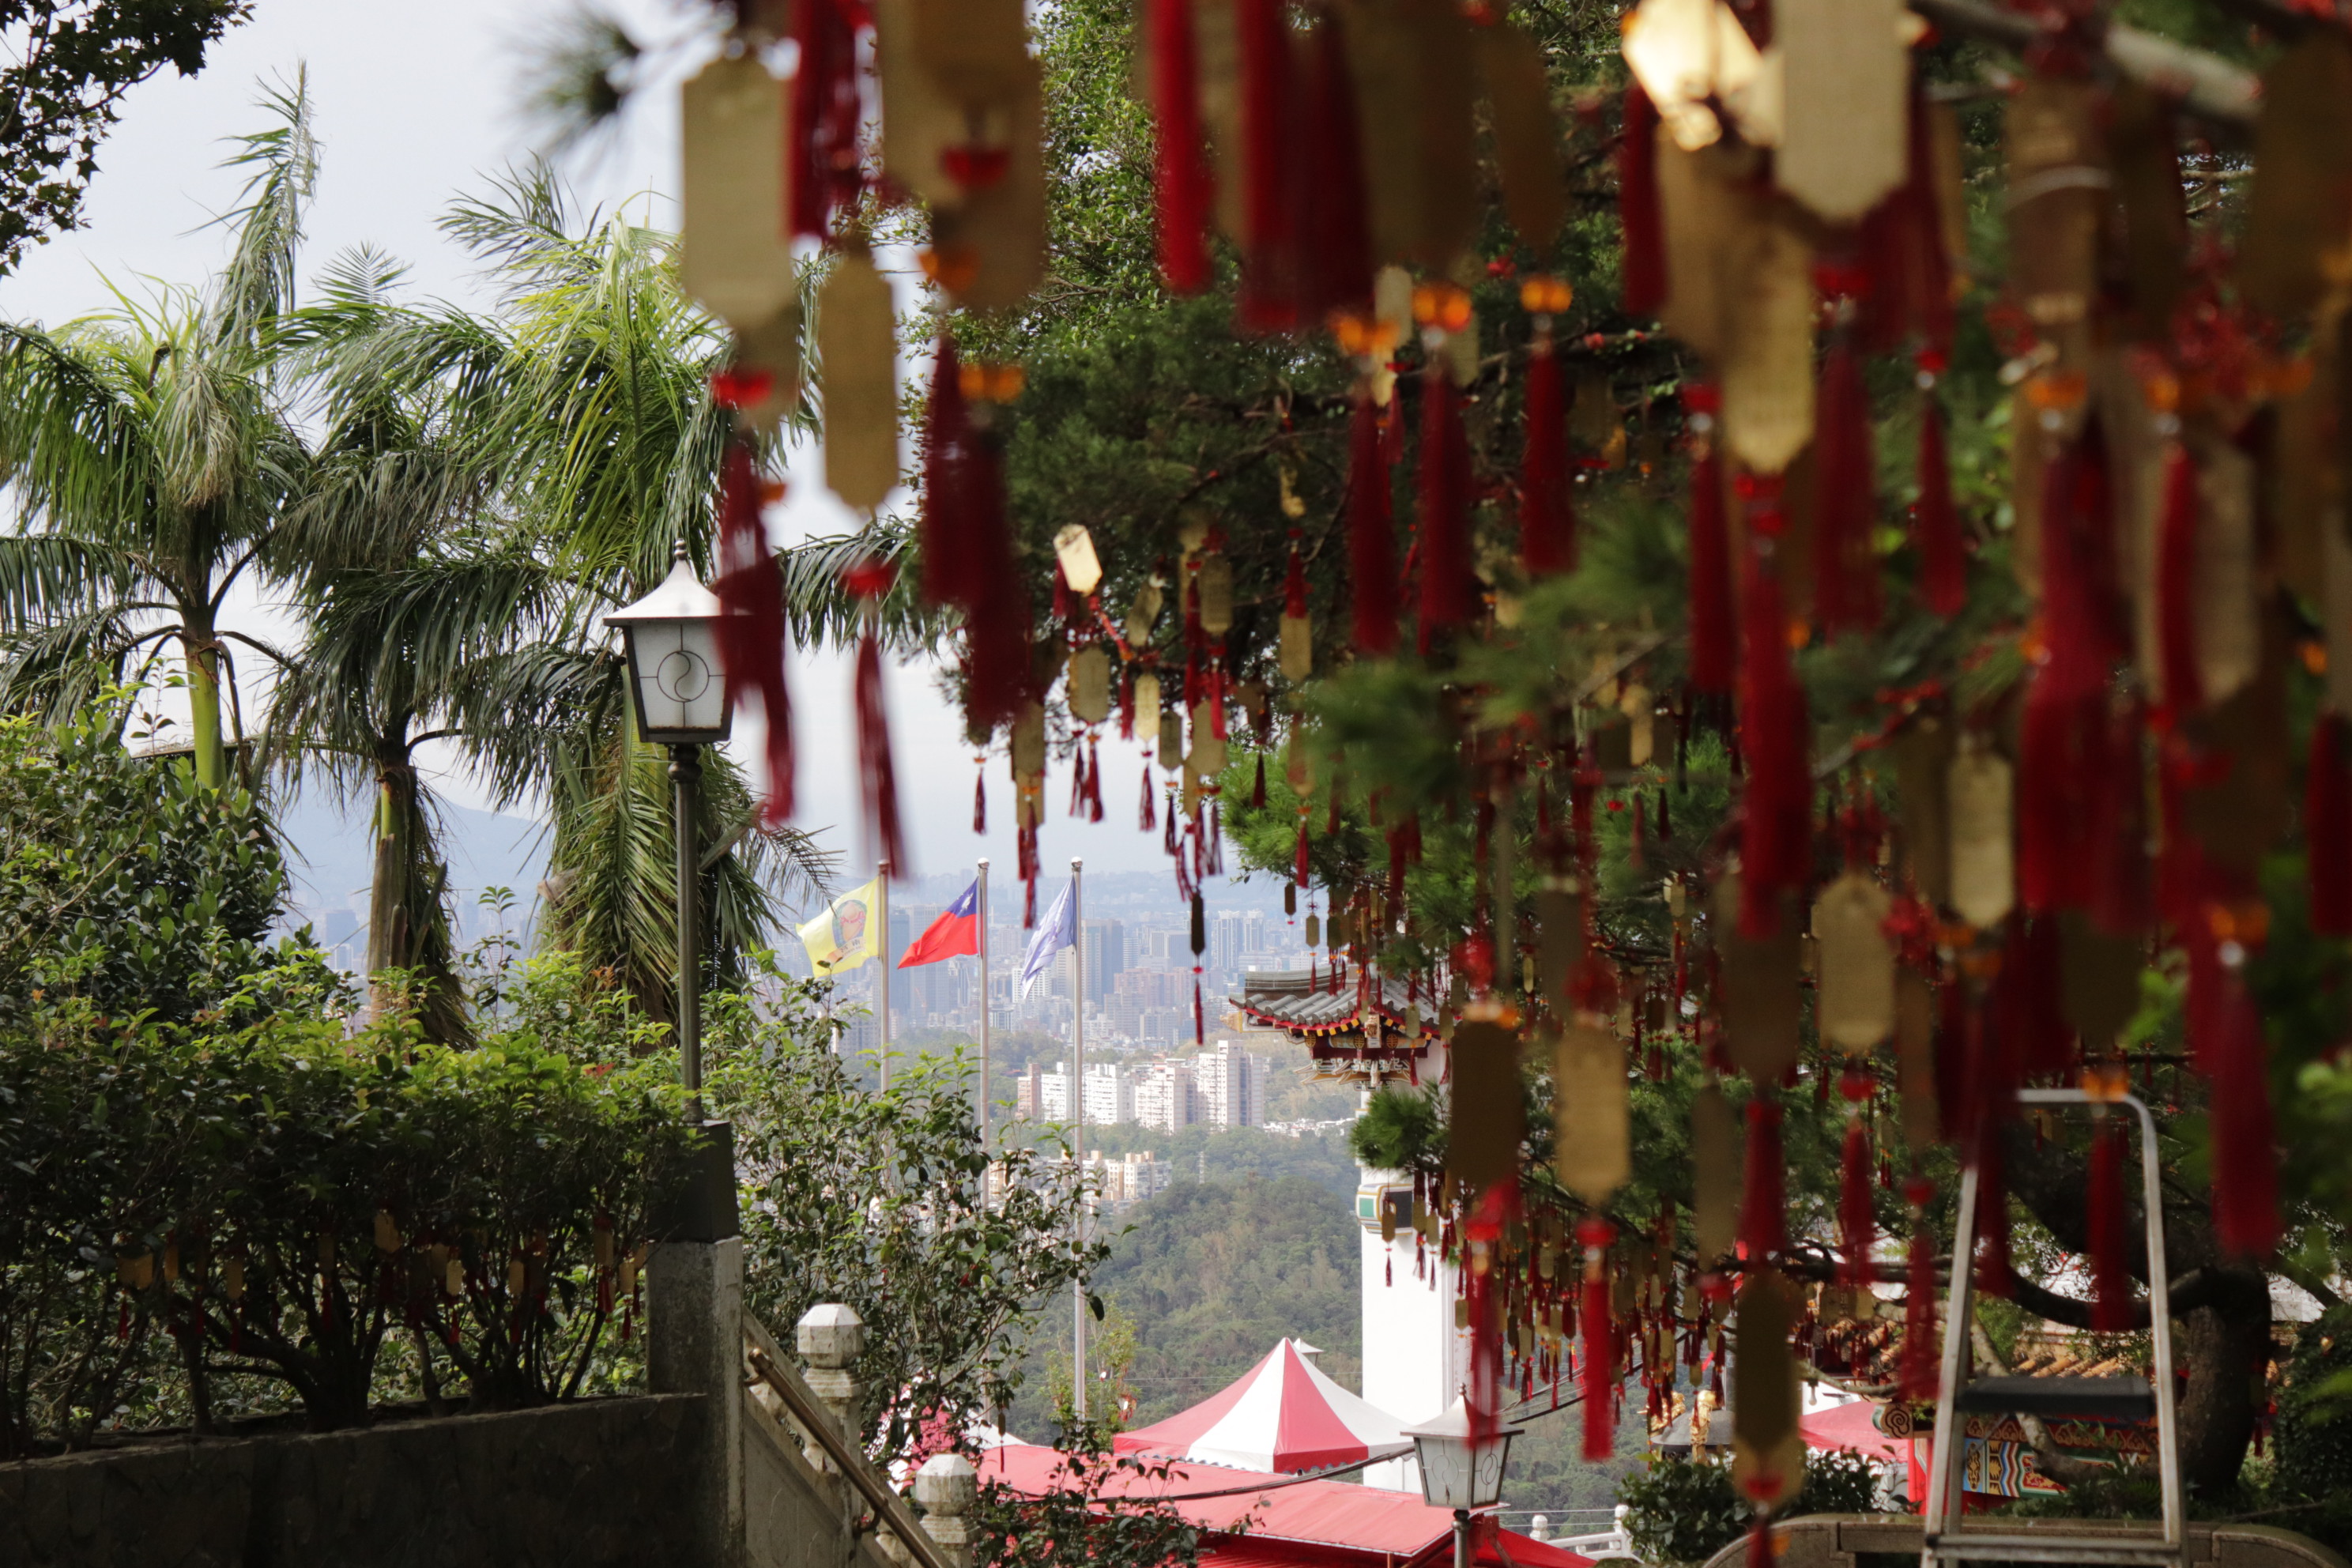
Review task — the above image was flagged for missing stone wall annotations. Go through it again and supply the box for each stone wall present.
[0,1393,705,1568]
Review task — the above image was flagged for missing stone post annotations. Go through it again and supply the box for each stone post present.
[796,1302,865,1476]
[649,1120,744,1568]
[916,1453,978,1568]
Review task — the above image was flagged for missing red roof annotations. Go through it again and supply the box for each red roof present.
[978,1442,1593,1568]
[1800,1399,1909,1465]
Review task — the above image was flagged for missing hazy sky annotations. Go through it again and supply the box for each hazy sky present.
[0,0,1180,889]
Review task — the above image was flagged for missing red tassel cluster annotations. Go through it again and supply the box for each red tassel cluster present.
[1740,1098,1788,1265]
[1578,1216,1615,1460]
[1618,84,1664,317]
[712,434,793,825]
[1234,0,1297,329]
[1900,1177,1941,1402]
[2086,1112,2132,1332]
[1837,1074,1875,1287]
[2310,714,2352,935]
[1521,337,1576,577]
[850,577,906,873]
[921,335,1029,726]
[1298,15,1373,325]
[1146,0,1212,292]
[1810,330,1881,638]
[1348,393,1400,655]
[788,0,865,242]
[1417,368,1478,651]
[2156,442,2202,719]
[1736,479,1811,933]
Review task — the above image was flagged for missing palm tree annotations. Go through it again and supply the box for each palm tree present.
[0,77,320,790]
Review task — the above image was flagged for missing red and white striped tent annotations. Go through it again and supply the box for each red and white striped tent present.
[1113,1339,1412,1474]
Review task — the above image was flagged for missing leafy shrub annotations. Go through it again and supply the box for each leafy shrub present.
[1620,1449,1883,1568]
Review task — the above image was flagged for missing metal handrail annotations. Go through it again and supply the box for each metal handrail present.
[742,1315,959,1568]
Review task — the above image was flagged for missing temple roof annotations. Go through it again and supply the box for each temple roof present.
[1231,968,1439,1041]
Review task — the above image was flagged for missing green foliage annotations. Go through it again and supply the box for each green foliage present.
[2274,1307,2352,1506]
[0,2,251,273]
[710,973,1103,1457]
[0,697,292,1028]
[1619,1450,1880,1568]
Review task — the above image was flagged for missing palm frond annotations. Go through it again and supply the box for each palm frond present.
[202,70,321,351]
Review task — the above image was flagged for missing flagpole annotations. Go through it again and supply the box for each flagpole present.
[977,858,992,1157]
[877,860,891,1091]
[1071,856,1086,1423]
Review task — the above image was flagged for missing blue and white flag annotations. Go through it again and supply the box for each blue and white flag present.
[1019,881,1077,997]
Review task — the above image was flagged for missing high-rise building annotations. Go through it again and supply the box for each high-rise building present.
[1133,1060,1197,1132]
[1015,1061,1045,1119]
[1193,1038,1266,1128]
[1211,910,1265,978]
[1084,918,1126,1004]
[1081,1061,1132,1125]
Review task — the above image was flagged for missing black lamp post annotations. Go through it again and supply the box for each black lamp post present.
[607,543,732,1118]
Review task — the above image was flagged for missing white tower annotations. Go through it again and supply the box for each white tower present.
[1354,1164,1471,1491]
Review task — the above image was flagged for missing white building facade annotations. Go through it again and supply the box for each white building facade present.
[1355,1167,1470,1493]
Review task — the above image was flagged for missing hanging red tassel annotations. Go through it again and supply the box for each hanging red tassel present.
[2310,714,2352,936]
[1686,386,1734,695]
[1297,12,1372,325]
[1746,1518,1773,1568]
[922,333,1027,726]
[850,577,907,873]
[1578,1216,1615,1460]
[1913,383,1966,616]
[788,0,864,242]
[1417,368,1478,652]
[1810,328,1881,638]
[1069,736,1088,816]
[1234,0,1298,331]
[1618,84,1665,317]
[713,433,794,826]
[1165,789,1180,856]
[1736,477,1811,933]
[1252,754,1268,808]
[2156,441,2202,718]
[1899,1177,1939,1400]
[2087,1110,2132,1332]
[1146,0,1212,294]
[1740,1098,1788,1265]
[974,766,986,834]
[1348,391,1401,656]
[1087,735,1106,823]
[2207,959,2279,1258]
[1838,1096,1876,1287]
[1973,1124,2012,1298]
[1521,334,1576,576]
[1140,767,1157,833]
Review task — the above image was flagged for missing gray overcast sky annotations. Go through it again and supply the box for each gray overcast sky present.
[0,0,1178,888]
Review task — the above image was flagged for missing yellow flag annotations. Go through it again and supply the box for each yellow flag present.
[800,877,884,977]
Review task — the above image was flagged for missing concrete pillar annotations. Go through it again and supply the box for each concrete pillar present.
[916,1453,978,1568]
[649,1235,744,1568]
[796,1302,865,1476]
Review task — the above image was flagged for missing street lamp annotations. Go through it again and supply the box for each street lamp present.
[1403,1397,1522,1568]
[607,544,731,1119]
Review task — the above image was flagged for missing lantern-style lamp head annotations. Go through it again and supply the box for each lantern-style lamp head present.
[609,547,732,744]
[1402,1396,1520,1512]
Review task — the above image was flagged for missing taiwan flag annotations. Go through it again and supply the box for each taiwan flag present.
[898,878,981,967]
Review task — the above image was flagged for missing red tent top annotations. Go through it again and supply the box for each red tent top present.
[1112,1339,1411,1475]
[1800,1399,1908,1465]
[978,1442,1594,1568]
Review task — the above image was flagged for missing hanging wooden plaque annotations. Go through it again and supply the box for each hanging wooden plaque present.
[2240,31,2352,322]
[1813,870,1896,1054]
[732,303,804,435]
[1894,968,1939,1153]
[1159,708,1186,771]
[679,55,794,330]
[1407,0,1479,269]
[929,78,1046,311]
[1340,0,1423,266]
[2003,80,2104,360]
[2011,398,2048,601]
[1279,612,1313,682]
[1555,1021,1630,1205]
[1893,711,1955,907]
[1012,701,1047,776]
[1622,0,1765,153]
[1721,216,1816,475]
[2106,81,2186,340]
[1475,20,1567,258]
[1947,739,2015,930]
[1713,871,1802,1082]
[1657,136,1743,360]
[2059,910,2140,1054]
[1192,0,1247,242]
[876,0,965,209]
[1691,1081,1740,1265]
[1287,723,1317,795]
[1732,1269,1805,1509]
[1447,1014,1525,1194]
[1133,669,1163,729]
[2190,428,2260,709]
[1188,701,1228,775]
[819,251,899,511]
[910,0,1033,107]
[1069,645,1112,724]
[1773,0,1907,222]
[1540,884,1582,1012]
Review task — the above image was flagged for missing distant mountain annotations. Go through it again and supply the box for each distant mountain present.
[270,788,547,968]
